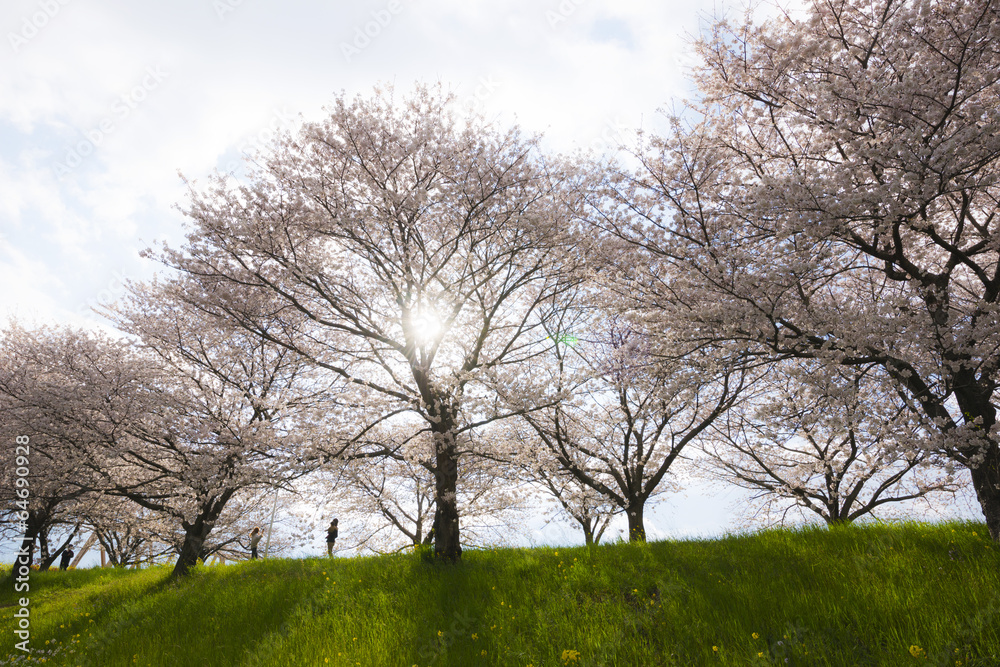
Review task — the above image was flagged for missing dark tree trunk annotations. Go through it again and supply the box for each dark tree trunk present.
[969,443,1000,541]
[580,517,595,546]
[37,527,51,571]
[174,522,212,577]
[16,510,48,569]
[431,425,461,563]
[626,501,646,543]
[954,381,1000,541]
[171,491,234,577]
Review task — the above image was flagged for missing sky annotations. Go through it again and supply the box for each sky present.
[0,0,714,330]
[0,0,981,565]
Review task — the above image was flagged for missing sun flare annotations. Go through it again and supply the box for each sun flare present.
[410,312,442,345]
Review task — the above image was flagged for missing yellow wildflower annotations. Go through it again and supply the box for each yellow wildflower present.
[561,649,581,664]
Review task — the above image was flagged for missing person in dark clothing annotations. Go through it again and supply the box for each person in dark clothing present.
[59,547,74,571]
[249,527,262,559]
[326,519,338,556]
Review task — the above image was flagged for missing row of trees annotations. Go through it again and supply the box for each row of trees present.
[3,0,996,574]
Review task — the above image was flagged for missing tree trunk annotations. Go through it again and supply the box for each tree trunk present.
[37,527,51,571]
[173,521,212,577]
[626,502,646,543]
[969,442,1000,541]
[172,492,233,577]
[954,382,1000,542]
[432,431,462,562]
[15,510,48,570]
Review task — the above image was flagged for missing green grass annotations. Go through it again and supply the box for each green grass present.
[1,521,998,666]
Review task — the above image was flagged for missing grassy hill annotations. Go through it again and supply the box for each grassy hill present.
[1,521,998,666]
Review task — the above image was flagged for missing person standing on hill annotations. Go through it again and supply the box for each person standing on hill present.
[249,527,262,560]
[326,519,338,556]
[59,546,74,571]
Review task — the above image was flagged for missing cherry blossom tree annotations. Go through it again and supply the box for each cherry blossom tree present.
[525,456,617,545]
[0,324,130,570]
[82,496,173,567]
[503,314,749,542]
[306,426,529,554]
[699,361,959,526]
[99,283,324,575]
[599,0,1000,539]
[151,84,588,561]
[1,298,322,578]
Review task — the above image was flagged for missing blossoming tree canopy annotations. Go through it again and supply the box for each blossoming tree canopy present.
[152,84,590,561]
[503,311,749,542]
[601,0,1000,538]
[103,283,323,576]
[700,361,959,525]
[0,324,131,569]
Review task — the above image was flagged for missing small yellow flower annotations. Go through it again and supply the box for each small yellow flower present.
[481,650,487,657]
[909,645,926,658]
[752,633,759,640]
[561,649,581,664]
[758,652,764,658]
[712,646,719,652]
[437,630,443,637]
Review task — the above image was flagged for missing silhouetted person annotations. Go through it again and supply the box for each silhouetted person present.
[59,547,74,571]
[326,519,338,556]
[249,527,262,559]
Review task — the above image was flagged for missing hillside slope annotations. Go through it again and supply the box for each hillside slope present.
[1,522,998,666]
